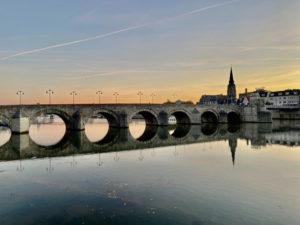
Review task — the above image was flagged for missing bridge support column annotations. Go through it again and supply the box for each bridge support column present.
[70,117,85,130]
[118,112,129,128]
[219,113,228,123]
[11,116,30,134]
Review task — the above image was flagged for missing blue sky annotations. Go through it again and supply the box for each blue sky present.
[0,0,299,104]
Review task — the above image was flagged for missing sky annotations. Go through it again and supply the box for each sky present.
[0,0,299,105]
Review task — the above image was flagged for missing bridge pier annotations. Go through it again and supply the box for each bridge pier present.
[11,112,30,134]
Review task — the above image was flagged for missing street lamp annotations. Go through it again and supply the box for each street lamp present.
[113,92,119,104]
[16,90,24,105]
[137,91,143,104]
[150,93,156,104]
[70,91,78,104]
[96,90,103,104]
[46,89,54,104]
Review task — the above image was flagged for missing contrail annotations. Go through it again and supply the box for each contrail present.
[0,0,238,61]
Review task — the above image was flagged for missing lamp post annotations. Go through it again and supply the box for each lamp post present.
[150,93,156,104]
[137,91,143,104]
[113,92,119,104]
[16,90,24,105]
[46,89,54,104]
[70,91,78,105]
[96,90,103,104]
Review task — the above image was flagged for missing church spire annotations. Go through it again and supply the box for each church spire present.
[227,66,237,102]
[229,67,234,85]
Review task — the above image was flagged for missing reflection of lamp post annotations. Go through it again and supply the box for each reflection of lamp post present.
[138,150,144,161]
[97,153,103,167]
[70,155,77,168]
[46,89,54,104]
[96,90,103,104]
[150,93,156,104]
[17,160,24,172]
[173,145,179,157]
[113,92,119,104]
[137,91,143,104]
[46,158,54,173]
[114,152,120,162]
[70,91,78,105]
[16,90,24,105]
[151,148,156,157]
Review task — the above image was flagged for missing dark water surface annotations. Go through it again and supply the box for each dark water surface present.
[0,119,300,225]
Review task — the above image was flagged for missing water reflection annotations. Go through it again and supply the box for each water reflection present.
[1,122,299,163]
[29,115,66,147]
[0,126,11,147]
[1,122,300,225]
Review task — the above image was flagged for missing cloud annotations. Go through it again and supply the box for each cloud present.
[0,0,239,61]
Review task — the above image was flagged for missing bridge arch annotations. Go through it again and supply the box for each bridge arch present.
[92,109,120,127]
[130,110,159,125]
[128,109,159,142]
[169,110,191,124]
[227,111,241,124]
[201,110,219,123]
[30,109,73,129]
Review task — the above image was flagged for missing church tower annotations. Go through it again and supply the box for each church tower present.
[227,67,236,103]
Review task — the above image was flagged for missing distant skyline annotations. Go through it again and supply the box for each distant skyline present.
[0,0,299,105]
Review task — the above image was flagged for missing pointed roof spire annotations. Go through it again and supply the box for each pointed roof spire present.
[231,146,236,166]
[229,66,234,85]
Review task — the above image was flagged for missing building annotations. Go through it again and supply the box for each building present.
[266,89,300,108]
[227,67,237,104]
[198,94,227,105]
[238,88,269,107]
[198,67,237,105]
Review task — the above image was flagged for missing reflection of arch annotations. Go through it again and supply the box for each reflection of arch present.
[171,124,191,138]
[31,109,72,129]
[227,111,241,124]
[227,124,240,133]
[133,110,158,125]
[170,110,191,124]
[130,110,158,142]
[92,110,120,127]
[201,123,218,136]
[94,127,121,145]
[201,111,219,123]
[137,125,158,142]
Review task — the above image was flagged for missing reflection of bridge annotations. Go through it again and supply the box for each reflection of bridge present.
[1,122,299,164]
[0,103,270,133]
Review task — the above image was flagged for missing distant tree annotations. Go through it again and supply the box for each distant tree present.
[184,100,194,105]
[163,99,173,104]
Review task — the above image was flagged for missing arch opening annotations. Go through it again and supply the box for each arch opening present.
[85,117,109,143]
[129,111,158,141]
[29,114,67,147]
[171,111,191,125]
[168,111,191,138]
[201,111,218,123]
[93,111,119,127]
[227,112,241,124]
[85,111,120,144]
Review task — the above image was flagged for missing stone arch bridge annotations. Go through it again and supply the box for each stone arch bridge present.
[0,103,245,133]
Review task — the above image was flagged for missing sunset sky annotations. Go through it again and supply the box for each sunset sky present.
[0,0,299,105]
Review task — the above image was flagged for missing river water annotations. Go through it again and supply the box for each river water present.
[0,118,300,225]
